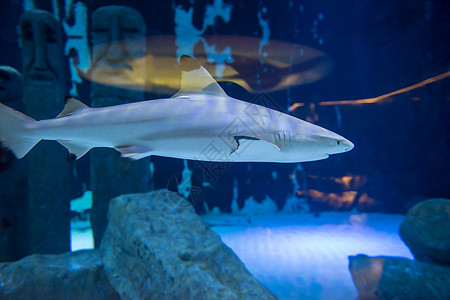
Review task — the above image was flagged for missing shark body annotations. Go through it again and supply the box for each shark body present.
[0,55,353,163]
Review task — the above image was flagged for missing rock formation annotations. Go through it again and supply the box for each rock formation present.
[100,190,277,300]
[350,199,450,299]
[349,254,450,300]
[0,190,276,299]
[0,250,120,300]
[399,198,450,266]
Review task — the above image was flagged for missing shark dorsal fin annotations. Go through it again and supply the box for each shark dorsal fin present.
[57,97,90,118]
[171,55,228,98]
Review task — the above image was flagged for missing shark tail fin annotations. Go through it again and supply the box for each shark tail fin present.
[0,102,40,159]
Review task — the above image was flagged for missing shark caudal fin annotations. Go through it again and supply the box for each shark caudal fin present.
[0,102,40,159]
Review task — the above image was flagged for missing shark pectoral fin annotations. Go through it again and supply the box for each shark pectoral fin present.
[230,135,281,155]
[230,136,259,155]
[57,97,90,118]
[115,145,152,160]
[171,55,229,98]
[57,140,91,160]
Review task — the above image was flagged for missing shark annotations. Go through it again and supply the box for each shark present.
[0,55,353,163]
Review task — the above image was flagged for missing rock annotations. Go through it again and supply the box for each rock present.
[100,190,277,300]
[399,198,450,265]
[349,255,450,300]
[0,250,120,300]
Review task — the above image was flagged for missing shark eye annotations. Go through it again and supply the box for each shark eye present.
[336,140,341,145]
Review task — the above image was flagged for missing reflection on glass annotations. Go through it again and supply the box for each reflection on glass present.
[81,35,333,94]
[90,6,146,90]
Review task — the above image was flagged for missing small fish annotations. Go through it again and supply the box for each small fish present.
[0,55,353,163]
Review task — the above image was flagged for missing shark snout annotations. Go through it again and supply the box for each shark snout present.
[326,138,354,155]
[295,124,354,157]
[322,134,354,155]
[338,138,354,152]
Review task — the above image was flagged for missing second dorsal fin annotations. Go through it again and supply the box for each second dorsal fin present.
[171,55,228,98]
[57,97,90,118]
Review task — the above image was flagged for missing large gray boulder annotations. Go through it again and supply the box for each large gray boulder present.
[399,198,450,265]
[0,250,120,300]
[100,190,277,300]
[349,254,450,300]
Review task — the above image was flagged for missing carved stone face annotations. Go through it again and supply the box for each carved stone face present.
[0,66,22,102]
[91,6,146,89]
[19,10,65,86]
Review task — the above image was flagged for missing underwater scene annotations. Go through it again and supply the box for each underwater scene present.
[0,0,449,299]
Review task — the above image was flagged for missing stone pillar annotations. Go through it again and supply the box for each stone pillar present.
[90,6,151,247]
[0,66,29,262]
[19,10,71,254]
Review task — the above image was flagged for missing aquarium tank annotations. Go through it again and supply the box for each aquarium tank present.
[0,0,449,299]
